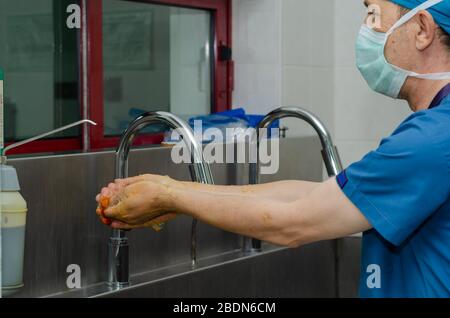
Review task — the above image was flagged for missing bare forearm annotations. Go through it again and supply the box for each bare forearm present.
[177,180,320,203]
[168,182,306,246]
[166,178,371,247]
[124,174,319,203]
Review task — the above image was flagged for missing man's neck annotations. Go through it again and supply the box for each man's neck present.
[401,79,450,112]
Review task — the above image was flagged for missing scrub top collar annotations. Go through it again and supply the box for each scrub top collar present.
[429,83,450,109]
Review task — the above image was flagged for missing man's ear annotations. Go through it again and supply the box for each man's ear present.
[415,10,438,51]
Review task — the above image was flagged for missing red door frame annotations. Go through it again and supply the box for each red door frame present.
[88,0,232,150]
[7,0,232,155]
[5,138,82,156]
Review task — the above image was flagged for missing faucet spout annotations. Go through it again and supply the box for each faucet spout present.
[256,107,343,177]
[245,107,343,253]
[109,111,214,289]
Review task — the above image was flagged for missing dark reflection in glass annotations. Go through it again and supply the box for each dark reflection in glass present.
[0,0,81,142]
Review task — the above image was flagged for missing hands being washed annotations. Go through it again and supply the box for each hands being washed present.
[95,174,178,231]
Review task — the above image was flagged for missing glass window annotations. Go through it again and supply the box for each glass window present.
[102,0,213,136]
[0,0,81,142]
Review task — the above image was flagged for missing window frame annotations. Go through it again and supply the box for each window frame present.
[6,0,232,155]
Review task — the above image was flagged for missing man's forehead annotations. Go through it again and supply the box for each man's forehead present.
[364,0,390,6]
[364,0,399,12]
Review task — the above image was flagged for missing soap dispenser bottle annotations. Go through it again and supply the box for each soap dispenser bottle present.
[0,164,27,297]
[0,119,96,297]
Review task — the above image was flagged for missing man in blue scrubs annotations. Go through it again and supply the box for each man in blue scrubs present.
[340,0,450,297]
[97,0,450,297]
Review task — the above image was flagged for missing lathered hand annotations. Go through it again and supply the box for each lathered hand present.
[95,176,178,231]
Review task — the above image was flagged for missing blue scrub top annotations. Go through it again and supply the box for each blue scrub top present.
[336,89,450,298]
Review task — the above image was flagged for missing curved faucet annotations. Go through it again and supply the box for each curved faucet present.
[244,107,343,253]
[109,111,214,289]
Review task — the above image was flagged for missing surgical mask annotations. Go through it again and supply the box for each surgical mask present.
[356,0,450,99]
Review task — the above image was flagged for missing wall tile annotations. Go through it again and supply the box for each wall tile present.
[282,65,335,137]
[334,0,366,67]
[233,0,281,65]
[233,63,282,114]
[335,139,380,169]
[232,0,282,113]
[282,0,335,67]
[334,67,411,141]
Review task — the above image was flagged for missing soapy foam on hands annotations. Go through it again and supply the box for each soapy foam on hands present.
[97,193,166,231]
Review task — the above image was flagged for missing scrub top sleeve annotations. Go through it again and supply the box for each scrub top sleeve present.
[336,116,450,246]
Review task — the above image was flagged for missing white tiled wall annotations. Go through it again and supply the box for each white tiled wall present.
[281,0,335,138]
[232,0,413,168]
[232,0,282,114]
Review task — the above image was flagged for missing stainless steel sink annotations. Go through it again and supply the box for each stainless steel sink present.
[7,137,361,298]
[47,238,361,298]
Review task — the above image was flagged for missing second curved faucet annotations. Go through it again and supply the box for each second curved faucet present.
[244,106,343,253]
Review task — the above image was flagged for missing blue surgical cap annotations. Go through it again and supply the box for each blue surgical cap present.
[390,0,450,35]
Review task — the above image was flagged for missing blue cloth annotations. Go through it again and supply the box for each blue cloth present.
[430,83,450,108]
[208,108,280,129]
[187,109,280,142]
[336,93,450,298]
[189,108,279,132]
[390,0,450,35]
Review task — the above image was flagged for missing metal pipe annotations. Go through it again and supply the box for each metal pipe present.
[244,107,343,254]
[2,120,97,156]
[110,111,214,289]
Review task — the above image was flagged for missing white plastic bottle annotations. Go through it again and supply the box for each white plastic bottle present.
[1,164,27,297]
[0,122,96,298]
[0,67,3,149]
